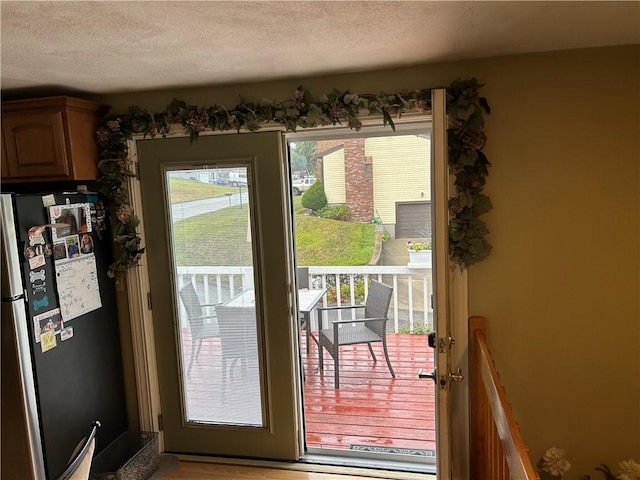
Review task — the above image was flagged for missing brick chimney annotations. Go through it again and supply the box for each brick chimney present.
[315,138,374,222]
[344,138,373,222]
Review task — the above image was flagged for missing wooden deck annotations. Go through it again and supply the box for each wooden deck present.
[302,332,436,452]
[182,329,436,455]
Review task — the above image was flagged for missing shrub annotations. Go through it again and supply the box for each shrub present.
[398,322,430,335]
[318,204,351,221]
[301,180,327,211]
[406,239,431,251]
[326,278,367,305]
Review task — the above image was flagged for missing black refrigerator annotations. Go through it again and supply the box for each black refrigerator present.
[1,191,128,480]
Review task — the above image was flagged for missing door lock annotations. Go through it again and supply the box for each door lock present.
[427,333,456,353]
[450,368,464,383]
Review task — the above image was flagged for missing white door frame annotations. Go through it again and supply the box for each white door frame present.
[122,106,469,474]
[432,85,470,480]
[430,89,470,479]
[123,138,164,449]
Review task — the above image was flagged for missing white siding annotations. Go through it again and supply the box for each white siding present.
[322,148,346,204]
[368,135,431,225]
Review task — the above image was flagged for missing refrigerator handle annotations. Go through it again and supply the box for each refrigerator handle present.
[1,194,27,299]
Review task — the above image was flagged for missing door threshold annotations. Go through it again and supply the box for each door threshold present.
[302,452,436,478]
[175,453,436,479]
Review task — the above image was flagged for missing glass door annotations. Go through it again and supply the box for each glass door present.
[137,131,301,459]
[288,91,456,475]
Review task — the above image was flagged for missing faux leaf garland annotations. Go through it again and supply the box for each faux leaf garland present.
[447,78,493,267]
[95,78,491,277]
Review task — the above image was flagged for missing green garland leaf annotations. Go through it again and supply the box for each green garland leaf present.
[96,79,491,278]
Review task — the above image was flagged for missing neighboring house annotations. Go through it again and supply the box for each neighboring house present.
[170,169,225,185]
[316,135,431,237]
[316,144,346,203]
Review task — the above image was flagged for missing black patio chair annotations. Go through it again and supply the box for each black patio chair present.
[179,282,221,375]
[317,279,396,388]
[215,304,258,391]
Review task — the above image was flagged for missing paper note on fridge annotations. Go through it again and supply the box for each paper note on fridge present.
[55,255,102,321]
[41,330,57,353]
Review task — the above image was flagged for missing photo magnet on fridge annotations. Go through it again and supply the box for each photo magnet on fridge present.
[52,242,67,261]
[33,307,62,343]
[60,327,74,342]
[48,203,92,241]
[65,235,80,260]
[25,244,46,270]
[28,225,46,246]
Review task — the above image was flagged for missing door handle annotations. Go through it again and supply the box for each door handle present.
[418,368,436,382]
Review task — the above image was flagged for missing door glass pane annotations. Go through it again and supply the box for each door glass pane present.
[167,165,262,426]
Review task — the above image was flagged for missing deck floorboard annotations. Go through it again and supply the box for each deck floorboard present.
[302,332,436,452]
[183,331,436,455]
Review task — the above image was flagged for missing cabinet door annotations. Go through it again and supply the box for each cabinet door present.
[2,111,70,179]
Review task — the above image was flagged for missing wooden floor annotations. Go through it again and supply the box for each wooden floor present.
[183,330,436,455]
[161,459,435,479]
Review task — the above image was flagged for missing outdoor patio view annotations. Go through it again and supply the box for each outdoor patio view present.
[167,132,436,463]
[292,135,436,462]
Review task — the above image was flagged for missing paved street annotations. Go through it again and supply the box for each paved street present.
[171,191,249,222]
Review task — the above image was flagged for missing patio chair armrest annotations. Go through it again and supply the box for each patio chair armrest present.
[202,303,223,307]
[194,314,218,321]
[317,305,365,312]
[330,316,388,325]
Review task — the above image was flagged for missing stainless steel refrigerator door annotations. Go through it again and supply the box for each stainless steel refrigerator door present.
[1,193,46,479]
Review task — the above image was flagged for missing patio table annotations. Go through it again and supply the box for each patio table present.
[298,288,326,352]
[224,288,325,352]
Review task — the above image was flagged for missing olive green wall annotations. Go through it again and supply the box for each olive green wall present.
[101,44,640,474]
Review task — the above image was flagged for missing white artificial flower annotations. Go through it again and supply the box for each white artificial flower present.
[617,459,640,480]
[541,447,572,477]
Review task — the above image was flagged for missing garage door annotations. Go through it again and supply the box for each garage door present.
[396,201,432,238]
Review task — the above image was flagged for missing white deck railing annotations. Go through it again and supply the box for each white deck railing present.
[176,265,433,334]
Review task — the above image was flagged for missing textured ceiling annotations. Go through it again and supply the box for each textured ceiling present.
[1,1,638,94]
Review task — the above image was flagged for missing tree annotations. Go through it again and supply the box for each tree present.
[290,141,317,176]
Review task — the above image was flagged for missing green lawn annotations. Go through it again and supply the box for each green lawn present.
[173,206,252,266]
[169,177,238,204]
[173,196,376,266]
[294,215,375,265]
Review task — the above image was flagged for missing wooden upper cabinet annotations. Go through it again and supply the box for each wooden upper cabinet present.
[1,97,109,183]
